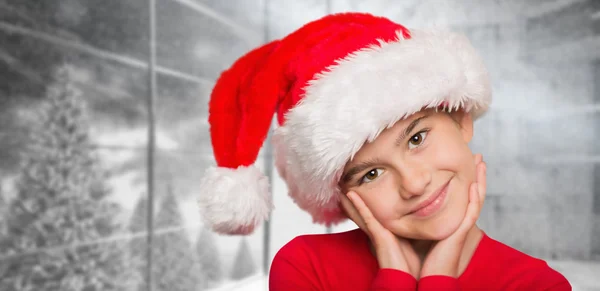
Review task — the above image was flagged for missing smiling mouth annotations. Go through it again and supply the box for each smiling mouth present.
[408,179,451,218]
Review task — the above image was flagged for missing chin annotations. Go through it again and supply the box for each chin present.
[398,212,463,241]
[421,184,470,240]
[426,224,460,240]
[426,212,464,240]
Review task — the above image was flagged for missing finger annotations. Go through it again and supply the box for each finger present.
[347,191,385,232]
[346,191,375,223]
[339,192,365,229]
[477,162,487,208]
[474,153,482,165]
[457,183,481,234]
[469,183,482,222]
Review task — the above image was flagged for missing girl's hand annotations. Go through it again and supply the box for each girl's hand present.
[420,154,487,278]
[340,191,421,279]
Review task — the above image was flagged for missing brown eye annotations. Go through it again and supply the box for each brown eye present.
[361,169,384,184]
[408,131,428,149]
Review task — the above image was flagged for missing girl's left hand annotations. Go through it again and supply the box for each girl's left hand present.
[419,154,487,278]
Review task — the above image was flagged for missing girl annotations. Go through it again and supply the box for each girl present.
[198,12,571,290]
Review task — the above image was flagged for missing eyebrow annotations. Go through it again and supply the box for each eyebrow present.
[341,113,431,184]
[341,158,381,184]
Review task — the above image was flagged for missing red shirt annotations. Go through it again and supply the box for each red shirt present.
[269,229,571,290]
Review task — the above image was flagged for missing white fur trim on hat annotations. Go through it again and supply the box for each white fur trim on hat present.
[274,28,492,225]
[197,165,273,234]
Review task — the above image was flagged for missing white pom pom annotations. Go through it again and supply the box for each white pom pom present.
[197,165,273,235]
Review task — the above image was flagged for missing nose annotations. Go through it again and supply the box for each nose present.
[396,160,431,200]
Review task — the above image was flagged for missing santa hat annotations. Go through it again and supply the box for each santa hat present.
[198,12,492,235]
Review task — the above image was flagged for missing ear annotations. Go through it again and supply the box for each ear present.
[449,110,474,143]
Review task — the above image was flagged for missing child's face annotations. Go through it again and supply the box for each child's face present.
[340,109,477,240]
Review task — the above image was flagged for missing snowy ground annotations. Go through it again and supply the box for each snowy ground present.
[211,261,600,291]
[209,274,267,291]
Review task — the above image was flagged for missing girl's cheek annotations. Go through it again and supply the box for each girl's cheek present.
[368,176,400,216]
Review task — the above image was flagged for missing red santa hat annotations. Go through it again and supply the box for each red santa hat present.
[198,12,492,235]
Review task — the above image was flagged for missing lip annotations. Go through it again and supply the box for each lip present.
[408,179,451,218]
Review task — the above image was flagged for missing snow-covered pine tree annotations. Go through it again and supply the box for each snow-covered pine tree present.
[0,186,8,286]
[230,238,257,280]
[0,184,6,246]
[152,183,203,291]
[196,226,222,288]
[0,66,134,291]
[128,195,149,291]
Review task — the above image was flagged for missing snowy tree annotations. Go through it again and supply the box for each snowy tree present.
[0,185,6,243]
[196,226,222,288]
[0,187,8,280]
[0,66,134,291]
[152,184,203,291]
[128,196,149,291]
[230,238,257,280]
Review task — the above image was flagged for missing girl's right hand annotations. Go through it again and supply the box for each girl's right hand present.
[340,191,421,279]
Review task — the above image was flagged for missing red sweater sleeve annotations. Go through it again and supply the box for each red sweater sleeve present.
[418,275,461,290]
[269,236,417,291]
[370,269,417,291]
